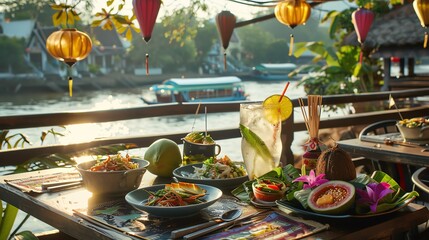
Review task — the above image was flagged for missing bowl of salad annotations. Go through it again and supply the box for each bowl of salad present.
[125,182,222,217]
[252,177,286,202]
[173,155,248,190]
[397,117,429,141]
[76,154,150,196]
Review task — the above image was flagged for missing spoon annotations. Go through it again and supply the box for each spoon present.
[171,208,242,239]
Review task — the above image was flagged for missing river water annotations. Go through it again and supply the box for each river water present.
[0,80,309,163]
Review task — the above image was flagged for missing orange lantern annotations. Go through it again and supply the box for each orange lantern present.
[46,28,92,96]
[274,0,311,56]
[413,0,429,48]
[216,10,236,71]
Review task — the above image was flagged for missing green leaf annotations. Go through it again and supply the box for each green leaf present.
[353,63,362,77]
[14,231,39,240]
[0,204,19,240]
[355,171,419,214]
[293,188,311,209]
[239,124,272,161]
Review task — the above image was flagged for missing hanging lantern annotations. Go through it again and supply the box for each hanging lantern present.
[133,0,161,75]
[46,28,92,97]
[216,10,236,71]
[413,0,429,48]
[351,8,375,63]
[274,0,311,56]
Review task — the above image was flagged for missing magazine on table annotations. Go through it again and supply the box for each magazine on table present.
[5,171,82,193]
[201,211,329,240]
[72,195,259,240]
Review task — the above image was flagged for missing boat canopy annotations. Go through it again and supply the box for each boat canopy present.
[255,63,297,72]
[152,76,243,92]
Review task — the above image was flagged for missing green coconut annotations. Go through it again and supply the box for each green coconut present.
[307,180,355,215]
[144,138,182,177]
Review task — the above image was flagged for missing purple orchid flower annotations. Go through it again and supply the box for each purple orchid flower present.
[292,170,329,189]
[356,182,394,213]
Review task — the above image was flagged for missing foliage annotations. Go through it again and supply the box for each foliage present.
[126,23,197,73]
[0,37,31,73]
[236,25,292,66]
[290,0,398,96]
[290,41,382,100]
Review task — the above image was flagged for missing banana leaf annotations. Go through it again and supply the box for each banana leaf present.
[12,231,38,240]
[0,203,18,240]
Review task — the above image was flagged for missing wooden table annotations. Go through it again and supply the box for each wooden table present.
[1,168,429,240]
[338,138,429,167]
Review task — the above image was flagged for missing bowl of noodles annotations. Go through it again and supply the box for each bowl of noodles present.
[76,154,150,196]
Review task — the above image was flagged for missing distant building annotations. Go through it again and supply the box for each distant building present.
[0,14,128,81]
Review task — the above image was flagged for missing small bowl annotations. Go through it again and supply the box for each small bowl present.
[252,178,286,202]
[397,120,429,141]
[76,158,150,196]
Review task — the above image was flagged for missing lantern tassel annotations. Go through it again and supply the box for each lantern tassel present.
[288,34,294,56]
[359,50,363,64]
[424,32,428,49]
[223,52,227,71]
[146,53,149,75]
[68,77,73,97]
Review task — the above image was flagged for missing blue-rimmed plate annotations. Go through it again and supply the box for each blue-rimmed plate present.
[173,163,249,190]
[125,183,222,218]
[276,197,416,219]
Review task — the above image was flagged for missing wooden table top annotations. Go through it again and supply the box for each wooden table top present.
[1,168,429,240]
[338,138,429,167]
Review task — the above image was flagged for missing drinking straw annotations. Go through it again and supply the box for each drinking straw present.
[191,103,201,132]
[204,106,208,137]
[278,81,290,102]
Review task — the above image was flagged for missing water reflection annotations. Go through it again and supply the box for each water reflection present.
[0,81,308,159]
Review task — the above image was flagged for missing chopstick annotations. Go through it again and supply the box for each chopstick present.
[42,179,83,192]
[182,210,270,240]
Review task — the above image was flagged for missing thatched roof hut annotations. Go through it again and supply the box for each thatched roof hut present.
[343,4,429,90]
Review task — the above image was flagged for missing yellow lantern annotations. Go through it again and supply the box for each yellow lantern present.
[413,0,429,48]
[46,28,92,96]
[275,0,311,56]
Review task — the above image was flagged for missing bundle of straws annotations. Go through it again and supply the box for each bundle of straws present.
[298,95,324,170]
[299,95,322,140]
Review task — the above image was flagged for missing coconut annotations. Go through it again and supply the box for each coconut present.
[144,138,182,177]
[316,145,356,181]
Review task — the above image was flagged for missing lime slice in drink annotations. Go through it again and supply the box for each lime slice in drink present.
[262,94,293,124]
[239,124,272,160]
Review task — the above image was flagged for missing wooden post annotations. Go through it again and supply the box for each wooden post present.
[408,58,415,77]
[382,57,391,91]
[281,108,294,166]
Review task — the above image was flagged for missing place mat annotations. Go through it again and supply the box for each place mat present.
[5,171,82,193]
[200,211,329,240]
[72,195,258,240]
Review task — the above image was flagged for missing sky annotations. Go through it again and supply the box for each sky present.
[92,0,356,22]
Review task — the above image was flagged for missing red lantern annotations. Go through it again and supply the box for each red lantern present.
[133,0,161,75]
[413,0,429,48]
[216,10,236,71]
[351,8,375,63]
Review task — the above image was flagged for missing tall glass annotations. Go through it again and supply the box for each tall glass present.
[240,102,282,180]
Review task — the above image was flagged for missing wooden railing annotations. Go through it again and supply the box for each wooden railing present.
[1,88,428,167]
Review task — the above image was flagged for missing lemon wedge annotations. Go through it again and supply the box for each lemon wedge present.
[262,94,293,124]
